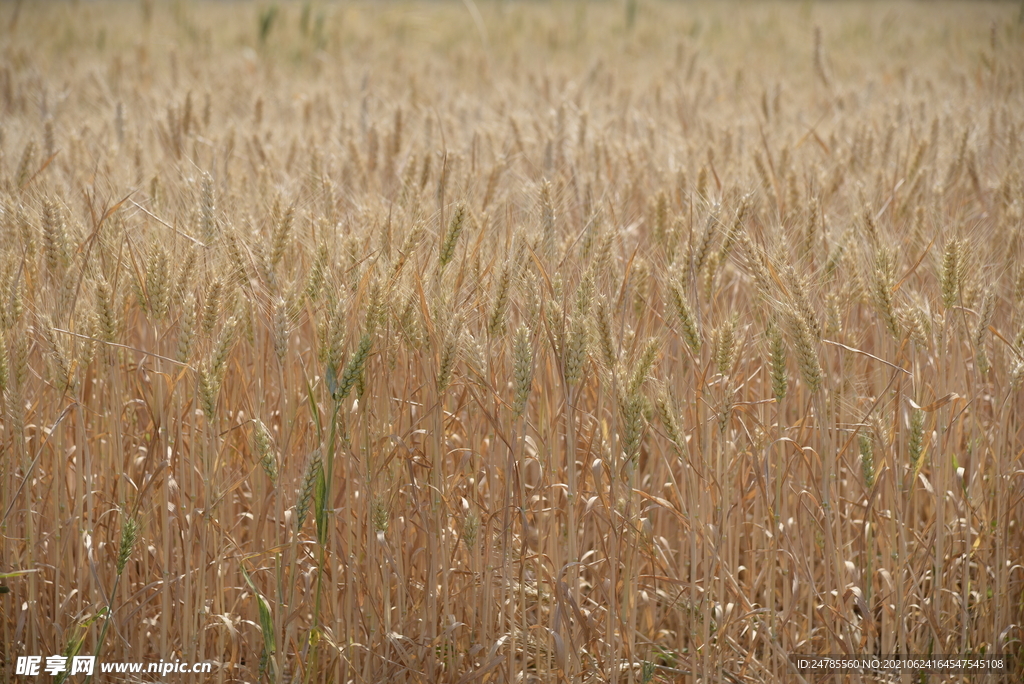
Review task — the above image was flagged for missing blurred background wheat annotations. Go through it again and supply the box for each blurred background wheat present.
[1,1,1023,682]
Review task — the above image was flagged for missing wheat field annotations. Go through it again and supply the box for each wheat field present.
[1,1,1023,682]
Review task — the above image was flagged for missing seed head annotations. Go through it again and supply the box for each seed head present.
[940,237,962,310]
[872,246,900,340]
[766,319,787,402]
[437,316,462,394]
[859,432,875,489]
[908,409,925,464]
[668,279,701,355]
[252,419,277,483]
[564,315,589,386]
[512,325,533,417]
[199,172,217,244]
[295,448,323,533]
[438,203,466,270]
[974,288,995,347]
[594,295,617,368]
[117,516,140,575]
[786,305,822,393]
[488,261,513,339]
[338,332,373,400]
[95,277,118,343]
[176,294,197,364]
